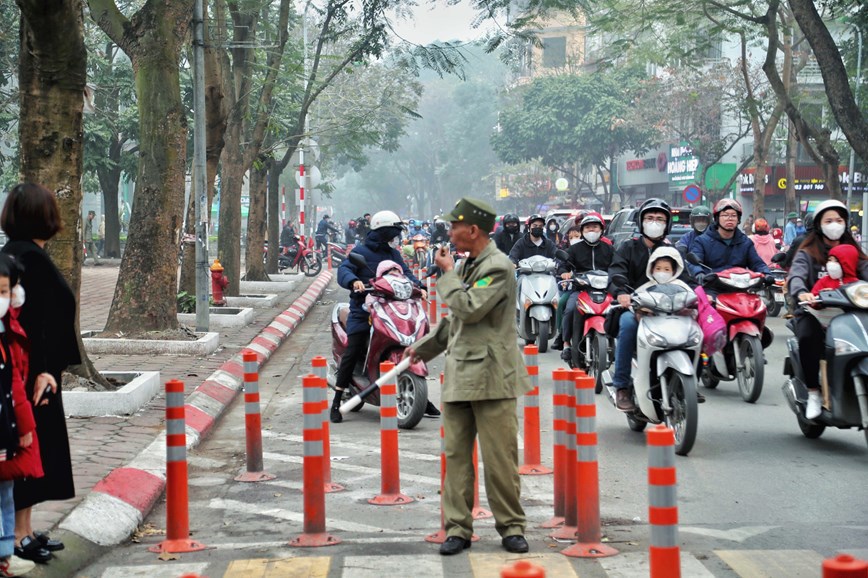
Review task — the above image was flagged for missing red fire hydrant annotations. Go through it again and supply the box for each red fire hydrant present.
[210,259,229,306]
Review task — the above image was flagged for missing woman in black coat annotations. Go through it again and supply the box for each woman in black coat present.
[1,183,79,563]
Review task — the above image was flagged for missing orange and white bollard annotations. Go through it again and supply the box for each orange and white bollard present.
[424,395,449,544]
[519,345,552,475]
[541,368,569,528]
[501,560,546,577]
[471,441,493,519]
[428,276,438,326]
[823,554,868,577]
[551,368,578,541]
[369,361,413,505]
[149,380,206,553]
[235,351,276,482]
[647,424,680,576]
[327,244,332,271]
[562,372,618,558]
[311,356,343,493]
[440,295,449,319]
[289,375,341,547]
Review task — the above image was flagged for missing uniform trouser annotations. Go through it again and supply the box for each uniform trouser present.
[794,314,823,390]
[442,398,525,540]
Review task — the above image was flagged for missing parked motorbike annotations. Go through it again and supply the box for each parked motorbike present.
[602,275,702,456]
[325,241,349,267]
[515,254,561,353]
[327,253,430,429]
[782,282,868,448]
[687,261,773,404]
[278,235,322,276]
[560,269,613,393]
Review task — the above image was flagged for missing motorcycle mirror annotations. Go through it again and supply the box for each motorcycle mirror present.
[555,249,570,262]
[348,252,369,271]
[771,252,787,264]
[611,274,629,287]
[683,252,701,266]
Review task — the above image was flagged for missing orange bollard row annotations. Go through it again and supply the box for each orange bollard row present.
[551,368,578,541]
[289,375,341,547]
[647,424,680,577]
[562,372,617,558]
[519,345,552,475]
[428,276,438,325]
[823,554,868,577]
[424,390,448,544]
[235,351,276,483]
[541,368,569,529]
[369,361,413,505]
[311,357,343,493]
[149,380,207,554]
[440,293,449,319]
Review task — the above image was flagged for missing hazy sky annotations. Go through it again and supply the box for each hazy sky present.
[390,1,497,45]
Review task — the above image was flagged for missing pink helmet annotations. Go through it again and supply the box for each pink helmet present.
[376,259,403,277]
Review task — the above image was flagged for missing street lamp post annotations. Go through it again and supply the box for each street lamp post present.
[298,1,314,243]
[192,0,209,331]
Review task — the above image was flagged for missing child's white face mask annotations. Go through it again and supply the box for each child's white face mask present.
[11,285,24,309]
[826,261,843,280]
[652,271,673,284]
[0,297,9,319]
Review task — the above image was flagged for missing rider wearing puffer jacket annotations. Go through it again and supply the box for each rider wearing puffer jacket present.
[749,218,778,267]
[686,199,770,280]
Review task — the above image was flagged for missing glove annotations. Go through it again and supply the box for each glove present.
[695,273,706,286]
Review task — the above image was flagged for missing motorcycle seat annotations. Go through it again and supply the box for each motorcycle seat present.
[338,305,350,329]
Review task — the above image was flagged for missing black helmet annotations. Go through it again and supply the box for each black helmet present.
[638,198,672,235]
[503,213,520,225]
[804,212,814,232]
[527,214,545,227]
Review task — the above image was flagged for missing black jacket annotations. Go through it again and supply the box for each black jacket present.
[557,240,615,275]
[508,234,557,264]
[607,237,690,297]
[494,228,521,255]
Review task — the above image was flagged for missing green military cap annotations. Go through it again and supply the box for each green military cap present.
[441,197,497,232]
[787,212,798,219]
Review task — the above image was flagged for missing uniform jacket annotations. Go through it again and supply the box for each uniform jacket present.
[508,234,557,265]
[607,236,687,297]
[494,228,521,255]
[337,232,421,335]
[556,240,614,275]
[412,241,531,402]
[686,225,770,277]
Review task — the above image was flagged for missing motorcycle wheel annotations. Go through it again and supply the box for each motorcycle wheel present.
[588,332,608,394]
[626,414,647,432]
[302,254,322,277]
[537,321,549,353]
[665,371,698,456]
[700,365,720,389]
[736,335,764,403]
[796,413,826,439]
[767,297,782,318]
[396,372,427,430]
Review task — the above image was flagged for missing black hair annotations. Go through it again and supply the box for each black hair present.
[0,254,22,287]
[652,256,678,270]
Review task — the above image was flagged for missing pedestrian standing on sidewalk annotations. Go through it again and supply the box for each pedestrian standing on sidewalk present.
[404,197,531,556]
[1,183,78,564]
[97,215,105,257]
[83,211,100,266]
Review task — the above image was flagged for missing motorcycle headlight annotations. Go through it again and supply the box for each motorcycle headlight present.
[834,338,861,355]
[687,326,703,347]
[644,327,668,347]
[844,282,868,308]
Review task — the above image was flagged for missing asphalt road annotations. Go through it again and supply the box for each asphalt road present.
[78,297,868,578]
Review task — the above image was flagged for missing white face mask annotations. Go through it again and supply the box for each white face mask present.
[10,285,24,309]
[652,271,673,284]
[643,221,666,239]
[388,237,401,249]
[0,297,9,319]
[826,261,843,280]
[822,222,846,241]
[569,237,581,246]
[583,231,601,244]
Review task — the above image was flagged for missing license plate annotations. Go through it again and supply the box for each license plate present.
[774,292,785,302]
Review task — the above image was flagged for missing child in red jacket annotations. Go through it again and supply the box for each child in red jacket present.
[811,243,860,295]
[0,255,42,577]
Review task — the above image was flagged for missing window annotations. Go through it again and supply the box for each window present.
[542,36,567,68]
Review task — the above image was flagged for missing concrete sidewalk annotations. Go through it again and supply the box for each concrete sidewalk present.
[28,262,332,575]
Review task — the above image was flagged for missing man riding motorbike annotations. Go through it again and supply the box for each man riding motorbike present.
[508,214,558,265]
[495,214,522,255]
[331,210,434,423]
[676,205,711,251]
[608,198,690,411]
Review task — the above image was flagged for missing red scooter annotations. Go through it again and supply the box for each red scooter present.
[562,270,614,393]
[698,267,774,403]
[328,256,430,429]
[278,235,322,276]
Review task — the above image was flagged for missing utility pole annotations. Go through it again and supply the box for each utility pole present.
[192,0,210,331]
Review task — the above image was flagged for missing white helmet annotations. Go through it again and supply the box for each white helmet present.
[370,210,405,231]
[812,199,848,225]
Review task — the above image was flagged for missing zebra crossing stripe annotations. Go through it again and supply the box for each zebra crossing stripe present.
[715,549,824,577]
[469,552,578,577]
[224,556,330,577]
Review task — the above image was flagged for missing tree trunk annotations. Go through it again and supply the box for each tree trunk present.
[786,118,797,213]
[16,0,106,384]
[89,0,193,332]
[266,163,280,274]
[217,139,244,296]
[243,158,269,281]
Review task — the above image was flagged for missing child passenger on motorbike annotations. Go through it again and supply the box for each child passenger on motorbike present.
[788,200,868,420]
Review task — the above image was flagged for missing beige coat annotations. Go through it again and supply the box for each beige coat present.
[413,240,531,402]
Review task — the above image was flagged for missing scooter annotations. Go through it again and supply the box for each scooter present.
[515,254,561,353]
[689,264,773,404]
[602,275,703,456]
[763,263,787,318]
[327,254,430,430]
[324,241,349,267]
[782,282,868,448]
[560,269,613,393]
[279,235,322,276]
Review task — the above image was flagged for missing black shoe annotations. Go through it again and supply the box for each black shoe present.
[439,536,471,555]
[424,401,441,417]
[697,391,706,404]
[615,388,636,412]
[15,536,52,563]
[330,406,343,423]
[560,347,572,363]
[502,535,529,553]
[33,531,64,552]
[552,335,564,350]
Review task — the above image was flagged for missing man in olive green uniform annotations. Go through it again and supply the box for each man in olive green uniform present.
[405,197,531,556]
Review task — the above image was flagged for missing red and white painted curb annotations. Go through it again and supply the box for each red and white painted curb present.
[59,272,333,546]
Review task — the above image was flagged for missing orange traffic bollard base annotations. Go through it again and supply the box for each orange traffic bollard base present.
[234,470,276,483]
[368,492,414,506]
[519,463,553,475]
[561,541,619,558]
[325,481,345,493]
[472,505,493,519]
[288,532,342,548]
[540,516,565,529]
[148,538,208,554]
[550,524,577,541]
[424,530,480,544]
[501,559,546,577]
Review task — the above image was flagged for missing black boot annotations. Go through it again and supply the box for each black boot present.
[330,390,344,423]
[552,333,564,350]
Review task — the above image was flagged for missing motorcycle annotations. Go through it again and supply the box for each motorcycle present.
[410,234,430,269]
[325,241,349,267]
[687,261,773,404]
[515,254,561,353]
[278,235,322,276]
[782,281,868,448]
[327,253,430,429]
[560,269,614,393]
[762,263,787,318]
[602,275,702,456]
